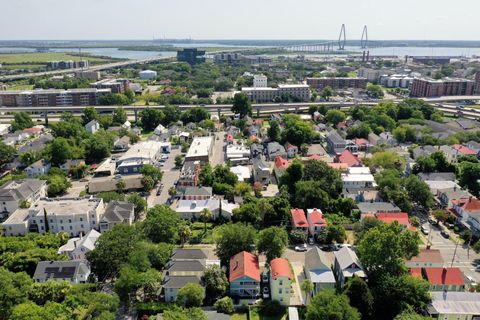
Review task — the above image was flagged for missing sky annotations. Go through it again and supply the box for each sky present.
[1,0,479,41]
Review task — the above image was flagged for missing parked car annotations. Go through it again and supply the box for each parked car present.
[428,219,439,226]
[421,225,429,235]
[262,287,270,299]
[476,265,480,272]
[466,275,477,287]
[294,244,307,252]
[262,272,269,283]
[440,230,450,239]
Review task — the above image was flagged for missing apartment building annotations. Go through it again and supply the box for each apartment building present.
[306,77,367,91]
[90,78,130,94]
[2,197,105,237]
[241,83,311,102]
[0,179,47,218]
[410,78,475,97]
[0,88,111,107]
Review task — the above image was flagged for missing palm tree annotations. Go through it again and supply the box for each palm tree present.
[301,279,314,305]
[178,224,192,247]
[199,208,212,234]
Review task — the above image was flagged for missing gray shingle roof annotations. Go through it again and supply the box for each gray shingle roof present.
[0,179,46,202]
[183,186,213,197]
[101,201,134,223]
[162,275,201,289]
[167,260,205,272]
[33,260,87,282]
[334,247,363,270]
[305,247,331,272]
[171,248,209,261]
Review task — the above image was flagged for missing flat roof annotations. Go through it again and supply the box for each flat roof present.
[185,136,214,159]
[430,292,480,315]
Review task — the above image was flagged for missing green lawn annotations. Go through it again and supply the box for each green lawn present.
[0,52,110,64]
[250,309,287,320]
[231,313,248,320]
[7,84,34,90]
[189,222,215,244]
[0,172,27,186]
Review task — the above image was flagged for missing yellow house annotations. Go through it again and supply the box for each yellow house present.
[269,258,293,305]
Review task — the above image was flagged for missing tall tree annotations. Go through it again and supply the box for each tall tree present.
[257,227,288,262]
[214,223,257,265]
[306,289,361,320]
[231,92,252,118]
[142,205,181,244]
[343,276,373,319]
[112,107,127,125]
[202,265,229,304]
[267,120,281,142]
[11,112,33,131]
[81,107,98,125]
[177,283,205,308]
[0,141,16,166]
[199,208,212,233]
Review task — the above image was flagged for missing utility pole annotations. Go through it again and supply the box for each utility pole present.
[451,239,459,268]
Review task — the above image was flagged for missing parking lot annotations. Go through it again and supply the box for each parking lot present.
[421,222,480,283]
[147,148,182,209]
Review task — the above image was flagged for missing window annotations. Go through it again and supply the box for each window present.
[61,226,64,230]
[81,224,84,228]
[80,217,83,222]
[69,226,73,230]
[279,280,283,286]
[279,289,282,294]
[68,219,72,223]
[60,219,63,223]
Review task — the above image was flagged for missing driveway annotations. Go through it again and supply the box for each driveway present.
[422,222,480,282]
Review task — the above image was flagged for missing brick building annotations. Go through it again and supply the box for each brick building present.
[306,77,367,91]
[410,78,475,98]
[0,88,111,107]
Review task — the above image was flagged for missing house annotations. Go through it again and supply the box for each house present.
[306,208,328,237]
[58,229,101,260]
[154,124,167,135]
[229,251,260,298]
[379,132,397,145]
[179,132,191,144]
[337,150,362,167]
[326,130,346,154]
[437,187,472,208]
[99,201,135,232]
[273,156,289,180]
[342,166,375,192]
[175,198,239,220]
[291,208,308,236]
[182,186,213,200]
[368,132,384,146]
[406,249,444,268]
[333,247,366,286]
[60,159,86,172]
[163,275,202,302]
[25,159,51,177]
[267,142,287,160]
[418,172,456,182]
[353,138,369,151]
[452,198,480,235]
[113,136,131,152]
[285,143,298,159]
[356,202,401,214]
[33,260,90,284]
[185,136,214,163]
[412,145,438,160]
[117,141,171,174]
[230,166,251,182]
[423,267,465,292]
[85,120,100,134]
[304,247,336,295]
[0,179,47,217]
[252,156,271,185]
[362,212,415,231]
[166,259,206,277]
[226,125,241,136]
[356,190,383,203]
[427,292,480,319]
[251,143,265,158]
[269,258,293,305]
[440,145,476,163]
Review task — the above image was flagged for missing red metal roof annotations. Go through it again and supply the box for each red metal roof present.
[337,149,361,167]
[229,251,260,282]
[291,208,308,228]
[423,267,464,286]
[270,258,292,280]
[308,209,327,227]
[453,144,476,155]
[274,156,289,169]
[408,249,444,264]
[375,212,416,231]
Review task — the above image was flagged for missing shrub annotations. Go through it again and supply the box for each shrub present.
[259,300,286,317]
[214,297,235,314]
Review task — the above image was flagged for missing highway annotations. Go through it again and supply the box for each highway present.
[0,56,174,81]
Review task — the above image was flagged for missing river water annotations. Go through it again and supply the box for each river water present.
[1,45,480,60]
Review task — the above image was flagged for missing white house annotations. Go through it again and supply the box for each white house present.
[175,198,239,220]
[230,165,251,182]
[85,120,100,134]
[342,166,375,191]
[25,159,51,177]
[0,179,47,218]
[139,70,158,80]
[33,261,90,284]
[58,229,101,260]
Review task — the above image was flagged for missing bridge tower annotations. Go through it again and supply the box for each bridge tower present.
[361,25,368,49]
[338,24,346,50]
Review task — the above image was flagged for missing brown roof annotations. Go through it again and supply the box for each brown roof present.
[408,249,444,264]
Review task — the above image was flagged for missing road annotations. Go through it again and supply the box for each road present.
[422,222,480,283]
[146,148,181,209]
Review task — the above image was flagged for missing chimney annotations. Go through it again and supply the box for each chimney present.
[470,196,472,203]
